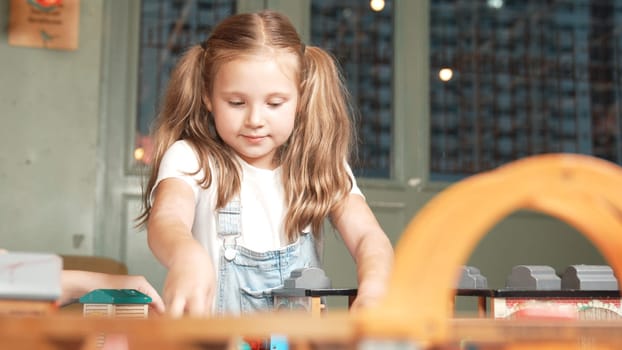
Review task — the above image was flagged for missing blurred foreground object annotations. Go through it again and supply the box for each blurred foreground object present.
[0,252,61,315]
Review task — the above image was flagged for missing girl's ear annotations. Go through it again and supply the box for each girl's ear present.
[203,95,213,112]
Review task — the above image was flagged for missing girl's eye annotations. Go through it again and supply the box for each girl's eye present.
[267,101,284,107]
[229,101,244,107]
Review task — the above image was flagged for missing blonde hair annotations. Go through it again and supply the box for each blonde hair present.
[139,10,355,242]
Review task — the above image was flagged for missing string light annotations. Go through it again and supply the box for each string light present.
[439,68,453,82]
[134,147,145,161]
[370,0,385,12]
[487,0,504,9]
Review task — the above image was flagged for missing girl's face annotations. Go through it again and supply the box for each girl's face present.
[206,52,299,170]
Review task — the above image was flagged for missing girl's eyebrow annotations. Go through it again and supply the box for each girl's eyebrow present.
[219,91,293,98]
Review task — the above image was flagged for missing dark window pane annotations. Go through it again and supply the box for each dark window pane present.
[430,0,622,181]
[311,0,395,179]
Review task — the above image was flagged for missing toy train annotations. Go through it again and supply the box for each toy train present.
[457,264,622,319]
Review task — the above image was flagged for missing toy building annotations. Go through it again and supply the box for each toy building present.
[79,289,151,319]
[454,265,491,317]
[272,267,357,317]
[0,252,62,315]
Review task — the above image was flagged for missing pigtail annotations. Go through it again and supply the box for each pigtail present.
[138,45,238,226]
[282,46,355,241]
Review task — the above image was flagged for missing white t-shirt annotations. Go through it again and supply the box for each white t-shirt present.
[151,140,363,271]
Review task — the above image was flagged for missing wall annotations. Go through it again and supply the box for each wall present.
[0,1,104,254]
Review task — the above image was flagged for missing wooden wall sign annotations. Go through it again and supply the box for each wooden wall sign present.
[8,0,80,51]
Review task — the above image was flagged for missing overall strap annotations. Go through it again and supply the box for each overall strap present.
[217,196,241,237]
[217,196,241,261]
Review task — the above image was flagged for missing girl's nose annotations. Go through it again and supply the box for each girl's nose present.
[245,106,264,127]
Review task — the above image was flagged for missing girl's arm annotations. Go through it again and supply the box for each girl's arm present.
[59,270,165,314]
[147,178,216,317]
[331,193,394,311]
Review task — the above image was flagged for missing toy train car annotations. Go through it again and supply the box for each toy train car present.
[456,264,622,319]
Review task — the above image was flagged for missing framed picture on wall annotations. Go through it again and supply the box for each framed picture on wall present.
[8,0,80,51]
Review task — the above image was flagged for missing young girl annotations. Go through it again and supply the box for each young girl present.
[140,10,393,317]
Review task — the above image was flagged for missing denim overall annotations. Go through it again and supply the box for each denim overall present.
[215,197,321,315]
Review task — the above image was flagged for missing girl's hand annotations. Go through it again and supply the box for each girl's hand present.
[349,280,387,312]
[163,245,216,318]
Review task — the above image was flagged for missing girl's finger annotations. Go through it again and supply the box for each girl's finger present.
[166,297,186,318]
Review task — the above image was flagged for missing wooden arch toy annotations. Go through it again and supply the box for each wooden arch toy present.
[357,153,622,344]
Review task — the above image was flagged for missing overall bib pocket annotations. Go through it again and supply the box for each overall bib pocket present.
[239,286,274,313]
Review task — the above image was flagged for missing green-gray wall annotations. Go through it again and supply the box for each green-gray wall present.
[0,0,104,254]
